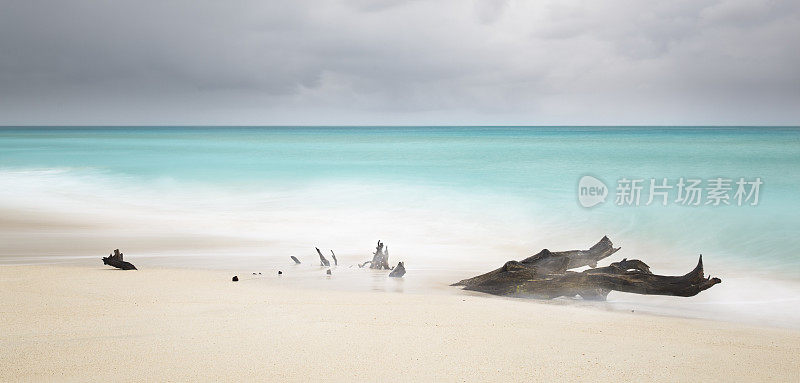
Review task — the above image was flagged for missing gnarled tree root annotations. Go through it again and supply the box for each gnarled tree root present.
[452,237,720,300]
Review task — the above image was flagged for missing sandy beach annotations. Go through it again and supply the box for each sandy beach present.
[2,264,798,382]
[3,0,800,379]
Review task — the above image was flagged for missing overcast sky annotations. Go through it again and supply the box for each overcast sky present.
[1,0,798,125]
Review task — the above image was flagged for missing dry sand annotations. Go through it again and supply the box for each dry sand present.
[1,265,798,382]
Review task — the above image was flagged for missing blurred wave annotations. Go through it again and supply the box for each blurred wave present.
[1,126,800,327]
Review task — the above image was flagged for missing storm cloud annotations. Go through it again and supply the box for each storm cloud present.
[1,0,798,125]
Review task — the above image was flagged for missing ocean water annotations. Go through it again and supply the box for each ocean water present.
[1,126,799,327]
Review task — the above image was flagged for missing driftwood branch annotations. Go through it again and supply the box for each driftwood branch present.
[452,236,720,300]
[316,247,330,267]
[102,249,137,270]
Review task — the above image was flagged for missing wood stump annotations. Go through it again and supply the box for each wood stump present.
[359,240,391,270]
[389,262,406,278]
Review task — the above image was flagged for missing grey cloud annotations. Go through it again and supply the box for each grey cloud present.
[0,0,798,125]
[474,0,509,24]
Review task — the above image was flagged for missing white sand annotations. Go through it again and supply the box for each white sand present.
[1,265,798,382]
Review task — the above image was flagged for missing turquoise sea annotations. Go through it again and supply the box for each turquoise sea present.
[1,126,799,326]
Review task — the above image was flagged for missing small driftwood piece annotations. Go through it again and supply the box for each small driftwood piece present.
[102,249,137,270]
[291,256,301,264]
[316,247,330,267]
[452,236,721,300]
[389,262,406,278]
[330,250,338,266]
[360,240,391,270]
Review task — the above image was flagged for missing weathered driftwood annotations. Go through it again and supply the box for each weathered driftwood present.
[330,250,338,266]
[360,240,392,270]
[102,249,137,270]
[452,236,619,288]
[316,247,330,267]
[389,262,406,278]
[452,236,720,300]
[291,256,301,264]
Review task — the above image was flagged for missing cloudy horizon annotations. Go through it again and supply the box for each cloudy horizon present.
[1,0,799,126]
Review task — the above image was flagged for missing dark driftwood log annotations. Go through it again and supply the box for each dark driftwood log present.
[389,262,406,278]
[102,249,137,270]
[453,236,619,288]
[291,256,301,264]
[361,240,391,270]
[316,247,330,267]
[330,250,338,266]
[452,236,720,300]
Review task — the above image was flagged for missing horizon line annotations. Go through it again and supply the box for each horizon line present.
[2,124,799,128]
